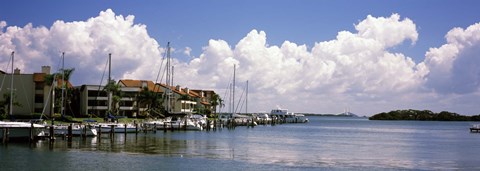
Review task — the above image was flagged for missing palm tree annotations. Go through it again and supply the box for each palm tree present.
[137,87,164,118]
[104,79,122,116]
[210,93,224,118]
[44,68,75,118]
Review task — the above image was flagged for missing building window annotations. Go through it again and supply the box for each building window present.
[35,94,43,103]
[35,83,44,90]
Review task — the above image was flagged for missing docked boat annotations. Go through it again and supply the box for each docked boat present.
[54,124,98,136]
[0,121,46,140]
[0,52,47,140]
[161,116,203,131]
[270,108,308,123]
[95,123,140,133]
[145,115,205,131]
[232,114,257,126]
[144,118,170,129]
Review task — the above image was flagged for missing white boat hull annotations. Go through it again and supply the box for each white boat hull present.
[54,125,98,136]
[0,121,46,140]
[96,123,140,133]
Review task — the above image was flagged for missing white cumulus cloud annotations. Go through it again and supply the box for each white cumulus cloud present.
[0,9,163,85]
[172,14,426,114]
[2,9,479,115]
[422,22,480,94]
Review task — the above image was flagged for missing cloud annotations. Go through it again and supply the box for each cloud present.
[2,9,479,115]
[183,46,192,57]
[422,22,480,94]
[0,9,163,85]
[355,14,418,47]
[0,21,6,29]
[172,14,426,114]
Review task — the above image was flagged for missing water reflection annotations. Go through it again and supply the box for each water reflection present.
[5,117,480,170]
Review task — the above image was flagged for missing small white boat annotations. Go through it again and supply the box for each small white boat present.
[95,123,140,133]
[270,108,308,123]
[144,118,169,130]
[294,114,309,123]
[165,117,203,131]
[54,124,98,136]
[256,113,272,122]
[146,116,204,131]
[0,121,46,140]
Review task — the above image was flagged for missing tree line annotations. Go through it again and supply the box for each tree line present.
[369,109,480,121]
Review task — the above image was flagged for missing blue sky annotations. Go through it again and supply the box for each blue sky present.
[3,0,479,62]
[1,1,480,115]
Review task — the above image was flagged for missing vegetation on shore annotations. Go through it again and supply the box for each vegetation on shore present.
[369,109,480,121]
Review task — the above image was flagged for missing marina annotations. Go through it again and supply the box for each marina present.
[2,116,480,170]
[1,2,480,170]
[0,111,309,143]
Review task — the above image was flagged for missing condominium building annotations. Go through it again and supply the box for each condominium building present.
[1,67,216,118]
[0,66,56,116]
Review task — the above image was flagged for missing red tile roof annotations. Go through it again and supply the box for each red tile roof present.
[119,79,163,93]
[33,73,46,82]
[56,79,74,88]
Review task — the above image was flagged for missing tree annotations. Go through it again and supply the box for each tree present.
[0,92,22,119]
[44,68,75,118]
[137,86,164,118]
[210,93,224,118]
[104,79,122,116]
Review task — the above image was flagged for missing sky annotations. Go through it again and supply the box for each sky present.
[1,0,480,116]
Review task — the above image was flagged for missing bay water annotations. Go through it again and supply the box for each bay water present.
[1,116,480,170]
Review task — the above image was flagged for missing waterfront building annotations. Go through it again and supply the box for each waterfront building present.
[78,80,160,118]
[118,79,163,117]
[1,67,217,118]
[0,66,60,117]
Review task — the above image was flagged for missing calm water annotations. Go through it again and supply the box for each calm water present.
[1,116,480,170]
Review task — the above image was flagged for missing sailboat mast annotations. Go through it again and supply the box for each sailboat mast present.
[232,64,235,115]
[107,53,112,114]
[9,51,14,116]
[171,66,174,89]
[166,42,171,113]
[229,83,232,115]
[246,80,248,114]
[61,52,65,117]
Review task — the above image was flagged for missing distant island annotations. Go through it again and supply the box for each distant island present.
[369,109,480,121]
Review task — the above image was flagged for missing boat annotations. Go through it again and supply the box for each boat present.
[470,124,480,133]
[0,121,46,140]
[53,124,98,136]
[95,123,140,133]
[0,52,46,141]
[270,108,308,123]
[48,53,97,137]
[255,113,272,123]
[160,116,203,131]
[143,118,167,129]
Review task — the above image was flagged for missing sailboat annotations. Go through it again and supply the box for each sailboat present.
[93,53,141,133]
[52,52,97,136]
[0,52,46,141]
[144,42,203,131]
